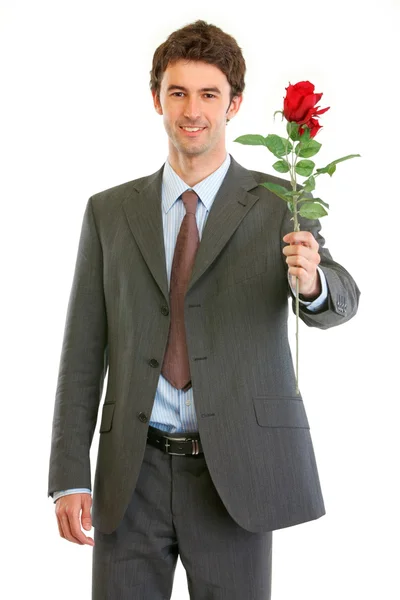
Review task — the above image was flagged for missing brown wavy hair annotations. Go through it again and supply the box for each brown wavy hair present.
[149,20,246,107]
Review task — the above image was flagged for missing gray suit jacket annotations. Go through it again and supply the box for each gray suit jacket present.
[47,154,360,534]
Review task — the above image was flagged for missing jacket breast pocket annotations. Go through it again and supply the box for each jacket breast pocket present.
[99,402,116,433]
[252,396,310,429]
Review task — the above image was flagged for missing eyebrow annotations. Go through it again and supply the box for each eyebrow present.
[166,85,222,94]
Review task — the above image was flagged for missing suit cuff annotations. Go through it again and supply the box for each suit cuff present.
[288,265,328,312]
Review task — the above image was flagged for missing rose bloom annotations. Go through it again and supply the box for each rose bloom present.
[283,81,330,138]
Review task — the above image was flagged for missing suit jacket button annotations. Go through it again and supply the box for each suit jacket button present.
[161,305,169,315]
[138,412,148,423]
[149,358,159,367]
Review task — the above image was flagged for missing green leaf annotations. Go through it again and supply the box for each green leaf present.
[295,159,315,177]
[302,176,316,192]
[272,159,290,173]
[328,164,336,176]
[233,134,267,146]
[298,196,330,209]
[295,139,322,158]
[260,182,292,202]
[287,122,301,142]
[264,134,293,158]
[328,153,361,165]
[316,163,336,176]
[299,202,328,219]
[315,154,361,175]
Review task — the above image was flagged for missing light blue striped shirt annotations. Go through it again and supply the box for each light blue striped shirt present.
[52,153,328,502]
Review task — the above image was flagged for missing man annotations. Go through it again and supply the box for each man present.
[48,19,360,600]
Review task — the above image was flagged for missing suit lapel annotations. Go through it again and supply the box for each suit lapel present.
[122,154,261,303]
[122,165,169,300]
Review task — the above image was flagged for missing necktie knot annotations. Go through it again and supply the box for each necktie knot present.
[181,190,198,215]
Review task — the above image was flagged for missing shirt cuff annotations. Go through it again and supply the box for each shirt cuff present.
[288,265,328,312]
[52,488,92,503]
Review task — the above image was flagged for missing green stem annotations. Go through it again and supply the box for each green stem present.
[293,192,300,396]
[286,132,300,395]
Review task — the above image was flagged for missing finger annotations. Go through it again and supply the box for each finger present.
[286,255,316,277]
[60,514,84,545]
[69,510,94,546]
[287,265,310,283]
[81,495,93,532]
[282,243,312,259]
[284,245,320,265]
[283,231,318,250]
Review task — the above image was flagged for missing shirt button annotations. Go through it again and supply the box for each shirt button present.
[185,401,191,406]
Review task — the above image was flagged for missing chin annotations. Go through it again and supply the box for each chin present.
[175,140,208,155]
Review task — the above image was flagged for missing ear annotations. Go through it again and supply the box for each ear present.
[152,90,163,115]
[226,94,243,122]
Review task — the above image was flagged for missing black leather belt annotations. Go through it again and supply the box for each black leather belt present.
[147,425,203,456]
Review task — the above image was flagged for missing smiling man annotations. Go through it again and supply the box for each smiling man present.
[48,19,360,600]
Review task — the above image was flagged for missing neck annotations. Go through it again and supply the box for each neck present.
[168,147,227,187]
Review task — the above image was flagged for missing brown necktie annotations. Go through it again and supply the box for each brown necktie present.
[161,190,200,391]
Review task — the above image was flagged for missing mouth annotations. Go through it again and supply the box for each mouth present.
[179,126,207,137]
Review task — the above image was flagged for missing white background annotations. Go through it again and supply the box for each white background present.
[1,0,399,598]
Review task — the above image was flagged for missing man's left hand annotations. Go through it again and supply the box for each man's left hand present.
[282,231,321,299]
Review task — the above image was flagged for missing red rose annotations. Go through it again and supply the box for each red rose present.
[283,81,330,138]
[299,116,323,138]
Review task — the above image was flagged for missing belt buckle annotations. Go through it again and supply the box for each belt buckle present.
[164,435,200,456]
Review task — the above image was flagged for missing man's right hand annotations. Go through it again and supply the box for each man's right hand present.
[55,493,95,546]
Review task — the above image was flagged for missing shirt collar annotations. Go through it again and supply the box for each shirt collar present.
[162,152,231,214]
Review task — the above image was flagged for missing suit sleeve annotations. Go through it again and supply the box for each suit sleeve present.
[47,197,108,498]
[280,195,361,329]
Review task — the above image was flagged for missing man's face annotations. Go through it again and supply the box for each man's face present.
[152,59,242,159]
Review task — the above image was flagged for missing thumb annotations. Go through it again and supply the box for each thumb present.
[81,494,92,530]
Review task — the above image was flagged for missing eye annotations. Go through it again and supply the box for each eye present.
[170,92,216,98]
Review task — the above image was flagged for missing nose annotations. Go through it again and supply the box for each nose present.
[183,95,201,121]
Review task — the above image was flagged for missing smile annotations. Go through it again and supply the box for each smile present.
[180,126,206,136]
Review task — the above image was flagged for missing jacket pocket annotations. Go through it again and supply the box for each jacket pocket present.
[99,402,116,433]
[252,396,310,429]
